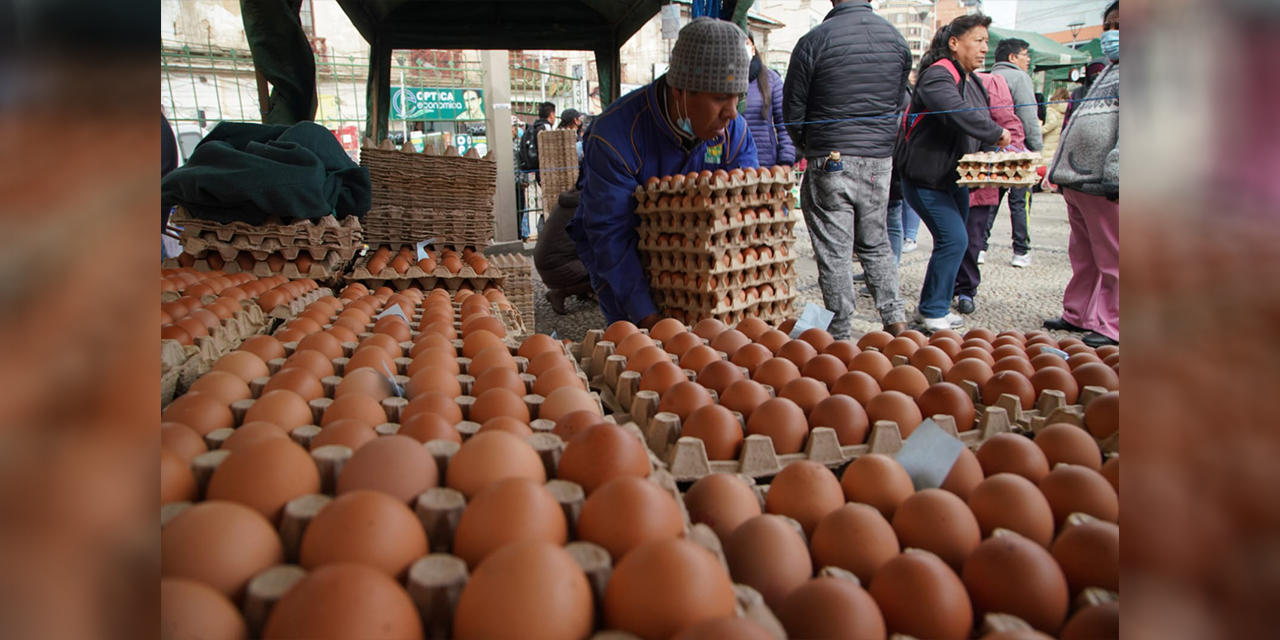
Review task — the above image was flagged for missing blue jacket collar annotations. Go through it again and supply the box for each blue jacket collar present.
[645,76,726,153]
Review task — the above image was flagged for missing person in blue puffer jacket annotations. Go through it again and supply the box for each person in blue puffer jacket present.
[567,18,759,328]
[744,35,795,168]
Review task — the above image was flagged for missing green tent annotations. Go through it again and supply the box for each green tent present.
[985,26,1091,70]
[1042,38,1103,87]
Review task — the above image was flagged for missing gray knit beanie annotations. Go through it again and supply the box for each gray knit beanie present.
[667,18,749,95]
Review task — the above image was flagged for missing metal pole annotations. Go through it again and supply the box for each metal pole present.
[399,60,408,144]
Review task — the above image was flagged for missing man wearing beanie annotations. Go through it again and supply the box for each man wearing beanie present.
[783,0,911,339]
[567,18,758,328]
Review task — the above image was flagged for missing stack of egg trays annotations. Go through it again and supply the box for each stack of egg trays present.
[172,207,364,265]
[956,151,1042,187]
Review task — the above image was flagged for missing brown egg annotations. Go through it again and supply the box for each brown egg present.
[446,431,546,499]
[680,404,743,460]
[679,345,721,374]
[1035,423,1102,470]
[627,345,672,374]
[1066,352,1104,371]
[657,381,714,422]
[539,386,602,423]
[856,330,893,352]
[719,379,771,422]
[325,324,359,344]
[161,448,196,505]
[395,412,460,445]
[300,490,427,578]
[866,390,923,437]
[336,435,440,504]
[992,343,1029,361]
[188,371,252,406]
[1039,464,1118,527]
[870,549,972,640]
[453,478,568,569]
[746,398,809,455]
[1029,352,1070,373]
[578,476,684,561]
[220,422,289,452]
[1052,517,1120,596]
[603,320,639,345]
[916,382,976,431]
[400,391,463,427]
[360,332,404,359]
[955,346,996,367]
[756,329,791,354]
[311,420,378,451]
[284,316,323,336]
[968,473,1055,547]
[282,349,336,380]
[273,326,308,344]
[318,393,384,428]
[650,318,689,344]
[672,617,775,640]
[753,357,801,392]
[468,345,519,379]
[162,501,285,599]
[822,339,861,365]
[160,578,248,640]
[765,460,844,537]
[527,350,574,377]
[616,331,657,359]
[994,354,1038,378]
[729,343,773,376]
[477,416,534,438]
[725,515,812,610]
[880,365,929,400]
[693,360,742,396]
[976,433,1051,483]
[811,503,900,582]
[1084,391,1119,439]
[780,377,830,417]
[515,333,560,361]
[1072,362,1119,391]
[211,351,269,383]
[800,354,848,391]
[453,540,592,640]
[965,533,1071,635]
[664,331,704,357]
[469,367,526,399]
[163,393,235,436]
[206,439,321,523]
[808,395,871,446]
[946,357,994,388]
[469,388,531,425]
[930,336,964,360]
[683,473,762,542]
[982,370,1036,410]
[909,345,953,376]
[243,390,313,430]
[960,337,994,353]
[528,368,581,398]
[692,318,727,341]
[849,350,893,382]
[263,563,421,640]
[162,422,208,464]
[604,538,736,639]
[333,368,395,402]
[558,424,651,493]
[840,453,914,519]
[892,489,981,571]
[710,329,751,357]
[262,367,324,403]
[941,446,983,501]
[1059,601,1120,640]
[777,339,819,369]
[406,367,463,399]
[461,330,504,359]
[881,336,920,361]
[238,335,285,362]
[779,576,886,640]
[829,371,879,407]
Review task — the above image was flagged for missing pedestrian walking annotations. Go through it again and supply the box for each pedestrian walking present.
[744,35,796,168]
[986,37,1040,267]
[783,0,913,339]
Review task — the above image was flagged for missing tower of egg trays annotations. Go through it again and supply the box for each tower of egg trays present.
[488,253,534,334]
[955,151,1042,188]
[536,129,580,222]
[633,166,800,326]
[167,208,363,281]
[359,138,498,249]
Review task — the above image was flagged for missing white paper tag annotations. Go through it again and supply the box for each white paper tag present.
[893,419,965,491]
[788,303,834,339]
[1039,346,1070,359]
[376,303,409,325]
[415,238,436,261]
[380,361,404,398]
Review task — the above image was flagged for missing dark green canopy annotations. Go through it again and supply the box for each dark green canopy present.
[985,26,1091,70]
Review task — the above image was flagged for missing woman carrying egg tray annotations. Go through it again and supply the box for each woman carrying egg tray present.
[567,18,760,330]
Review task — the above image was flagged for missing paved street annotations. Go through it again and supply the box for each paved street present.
[530,191,1076,343]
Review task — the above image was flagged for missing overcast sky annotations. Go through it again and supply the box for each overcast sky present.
[983,0,1019,29]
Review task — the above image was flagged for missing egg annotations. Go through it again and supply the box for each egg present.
[1072,362,1119,391]
[746,397,809,455]
[753,357,801,392]
[866,390,923,437]
[162,422,208,464]
[478,416,534,438]
[683,473,762,542]
[848,350,893,382]
[238,335,286,362]
[207,440,321,523]
[679,345,721,374]
[162,393,234,436]
[709,329,751,358]
[360,332,404,359]
[729,343,773,376]
[406,367,463,399]
[332,368,394,402]
[263,367,325,402]
[720,379,771,421]
[1035,423,1103,470]
[993,355,1038,379]
[940,446,984,501]
[1101,455,1119,494]
[1084,391,1119,439]
[909,345,954,376]
[779,576,886,640]
[808,395,871,446]
[220,422,290,452]
[777,339,819,369]
[856,330,894,352]
[892,489,981,571]
[398,392,463,427]
[603,320,639,345]
[945,357,995,388]
[671,617,776,640]
[211,351,269,383]
[755,329,791,354]
[336,435,440,504]
[527,351,574,377]
[446,431,546,499]
[578,476,684,561]
[469,345,519,379]
[963,531,1070,634]
[397,413,462,444]
[469,388,531,425]
[263,563,421,640]
[694,360,744,396]
[838,454,911,520]
[880,337,919,361]
[558,424,651,493]
[968,473,1055,547]
[311,420,379,451]
[880,365,930,400]
[724,515,813,610]
[300,490,427,579]
[765,460,844,536]
[161,448,197,506]
[319,393,385,428]
[663,331,703,357]
[283,348,337,380]
[692,318,727,341]
[870,549,973,640]
[161,501,285,599]
[1038,464,1119,527]
[779,377,830,417]
[1059,601,1120,640]
[678,404,744,460]
[1051,517,1120,596]
[649,318,688,343]
[461,330,505,359]
[976,433,1051,483]
[160,578,248,640]
[244,390,314,431]
[982,370,1037,410]
[616,331,657,359]
[828,371,879,407]
[811,502,900,583]
[604,538,737,640]
[453,478,568,570]
[915,383,975,432]
[657,381,714,422]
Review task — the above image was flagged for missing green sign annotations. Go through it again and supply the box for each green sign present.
[390,87,485,121]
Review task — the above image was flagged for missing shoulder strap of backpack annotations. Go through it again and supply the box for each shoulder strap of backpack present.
[902,59,965,142]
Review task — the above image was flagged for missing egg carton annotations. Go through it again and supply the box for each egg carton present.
[641,241,797,274]
[668,301,796,330]
[633,165,800,203]
[637,223,796,254]
[637,206,796,239]
[360,206,495,249]
[635,190,795,217]
[487,253,534,331]
[349,249,504,282]
[360,145,497,210]
[287,297,526,354]
[161,300,274,406]
[649,267,797,296]
[164,252,353,283]
[170,207,363,250]
[651,280,796,315]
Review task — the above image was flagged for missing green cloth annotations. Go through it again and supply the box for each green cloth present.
[986,26,1091,70]
[241,0,317,125]
[160,121,371,225]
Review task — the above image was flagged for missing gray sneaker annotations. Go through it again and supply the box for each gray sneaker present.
[1011,253,1032,268]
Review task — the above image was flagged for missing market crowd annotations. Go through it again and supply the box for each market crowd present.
[533,0,1119,348]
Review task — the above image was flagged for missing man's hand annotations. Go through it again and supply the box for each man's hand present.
[638,313,664,330]
[997,128,1012,149]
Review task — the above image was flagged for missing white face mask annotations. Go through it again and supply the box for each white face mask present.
[677,91,694,136]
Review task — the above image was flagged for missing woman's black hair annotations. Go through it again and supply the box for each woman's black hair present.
[1104,1,1118,21]
[917,13,993,78]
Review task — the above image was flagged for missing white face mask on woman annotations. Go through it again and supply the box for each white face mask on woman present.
[1100,30,1119,62]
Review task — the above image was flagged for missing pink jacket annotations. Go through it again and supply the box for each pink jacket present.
[970,72,1024,206]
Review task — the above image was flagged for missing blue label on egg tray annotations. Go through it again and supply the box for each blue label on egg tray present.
[1039,346,1070,359]
[380,361,404,398]
[893,419,965,491]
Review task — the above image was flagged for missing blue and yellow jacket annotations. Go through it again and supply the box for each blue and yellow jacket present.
[567,78,759,324]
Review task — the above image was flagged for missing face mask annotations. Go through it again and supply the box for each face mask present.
[515,128,523,138]
[677,91,695,136]
[1100,30,1119,62]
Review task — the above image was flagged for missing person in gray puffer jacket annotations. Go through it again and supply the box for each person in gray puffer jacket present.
[782,0,913,339]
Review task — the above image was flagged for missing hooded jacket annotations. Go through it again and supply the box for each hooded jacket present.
[745,64,796,167]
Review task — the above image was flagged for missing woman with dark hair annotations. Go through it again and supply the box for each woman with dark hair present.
[895,13,1010,332]
[744,35,795,167]
[1045,1,1120,348]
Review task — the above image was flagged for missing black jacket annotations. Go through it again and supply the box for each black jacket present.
[534,189,582,274]
[896,60,1005,191]
[782,1,911,159]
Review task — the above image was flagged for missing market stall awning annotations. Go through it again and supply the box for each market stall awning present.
[986,26,1091,69]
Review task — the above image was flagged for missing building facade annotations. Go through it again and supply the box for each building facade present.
[1014,0,1109,47]
[876,0,936,68]
[934,0,984,28]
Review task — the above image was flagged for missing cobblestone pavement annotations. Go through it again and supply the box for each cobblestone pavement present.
[530,191,1076,343]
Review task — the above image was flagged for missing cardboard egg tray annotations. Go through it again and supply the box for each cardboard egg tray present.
[648,268,797,297]
[162,250,352,283]
[632,165,799,203]
[637,208,796,244]
[360,143,497,247]
[288,299,526,358]
[170,207,363,261]
[641,241,797,272]
[345,251,509,294]
[360,205,495,249]
[651,281,797,317]
[537,129,581,219]
[161,300,274,406]
[487,253,534,333]
[956,151,1042,188]
[635,190,794,217]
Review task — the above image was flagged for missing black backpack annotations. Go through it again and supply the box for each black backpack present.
[518,122,546,171]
